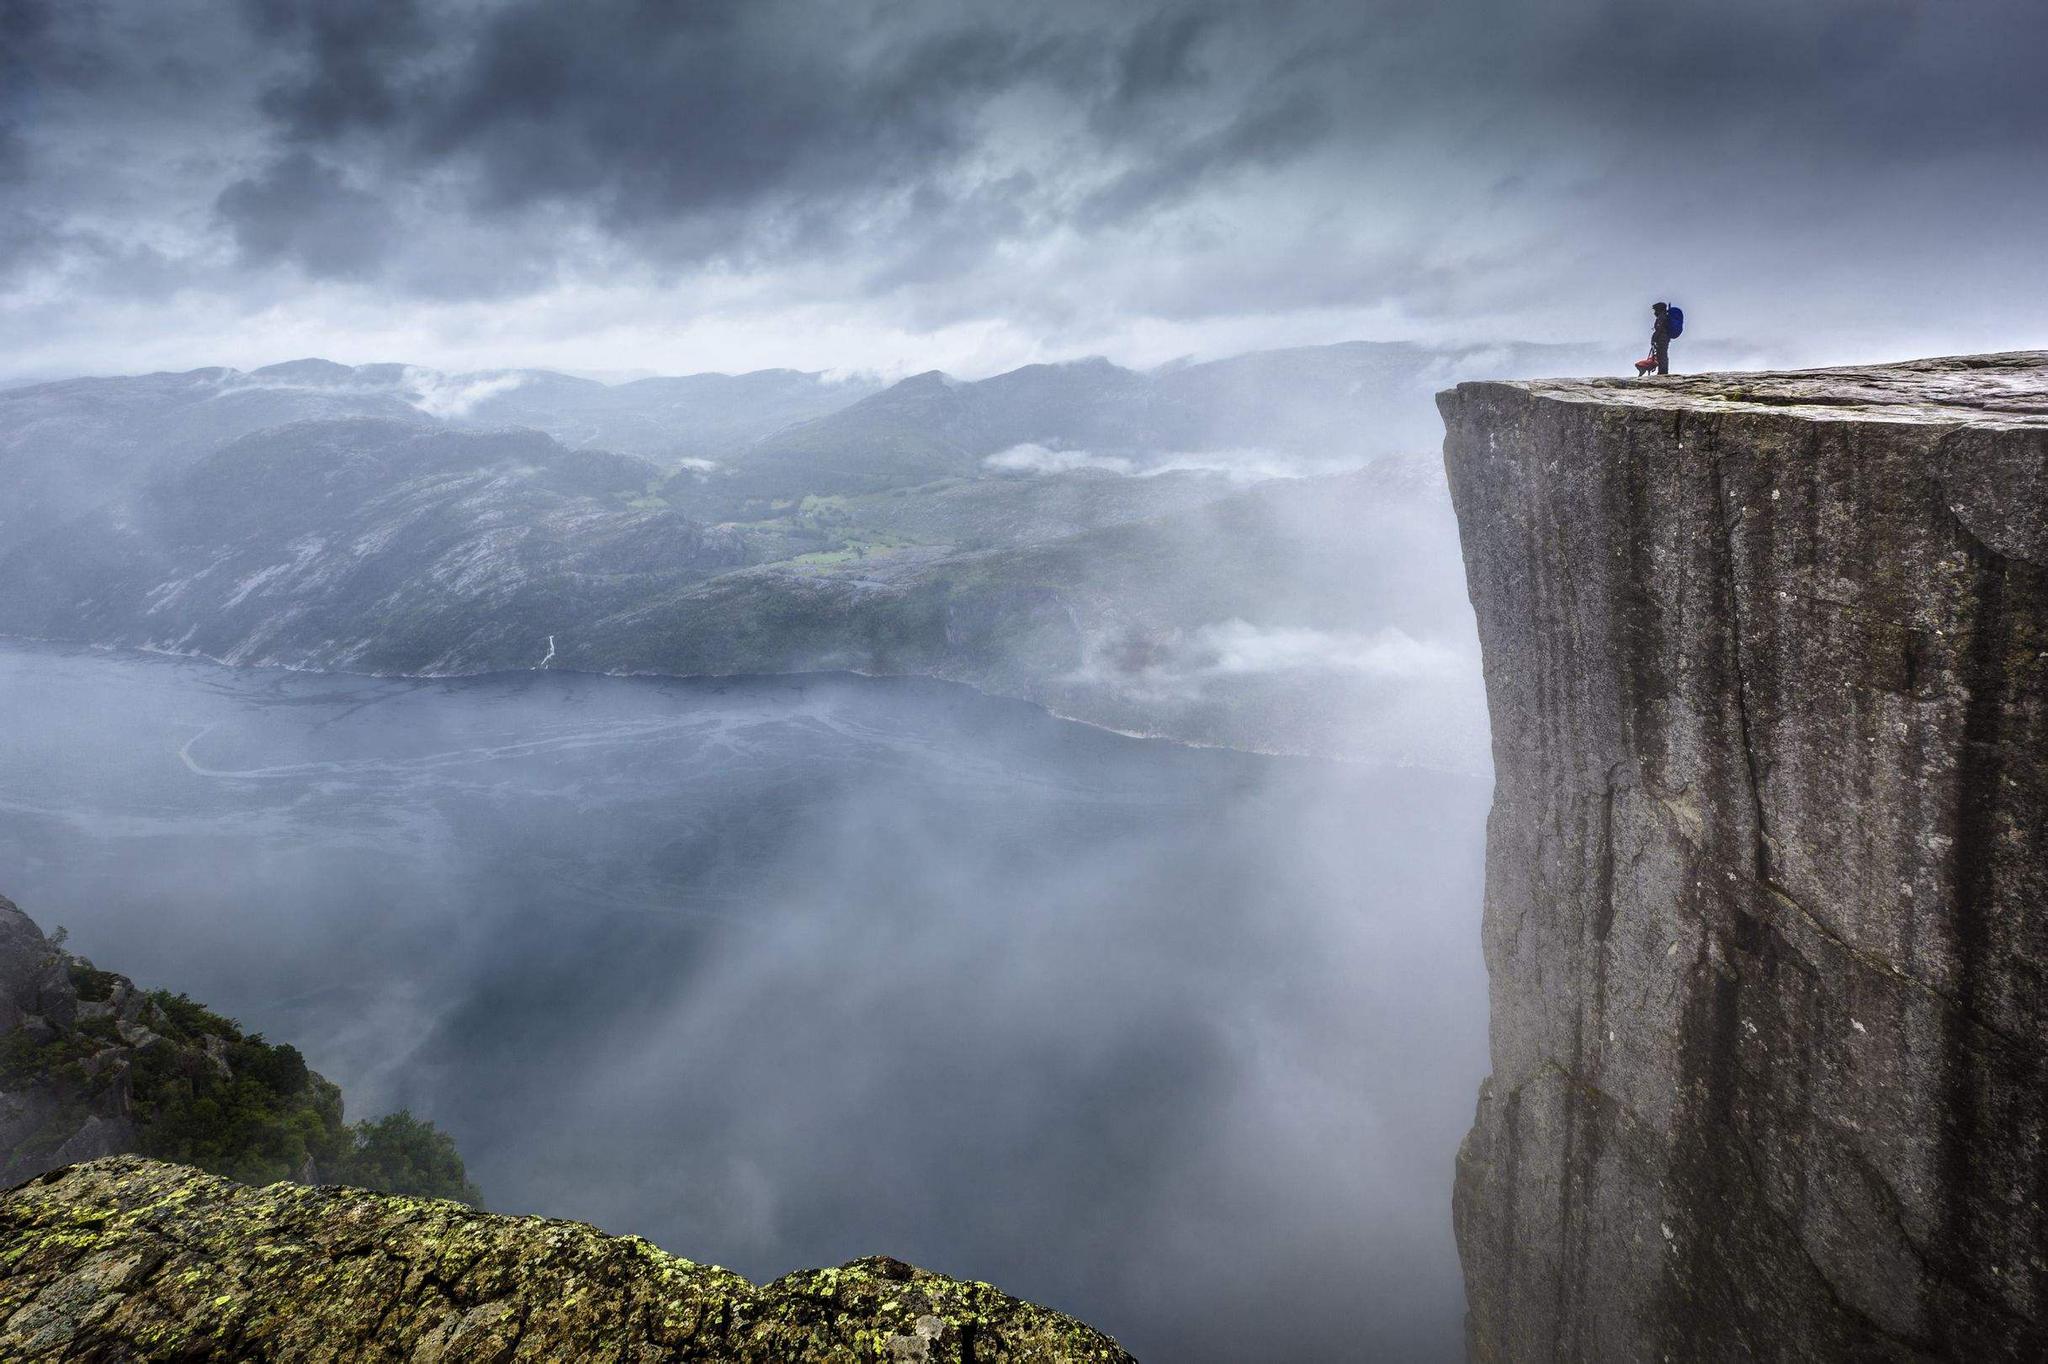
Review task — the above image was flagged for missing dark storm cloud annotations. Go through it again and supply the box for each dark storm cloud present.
[1077,91,1332,228]
[1107,6,1215,105]
[233,0,1133,269]
[4,0,2047,374]
[216,151,397,279]
[1,0,60,184]
[427,10,1025,228]
[0,86,37,269]
[215,0,2047,281]
[195,0,1373,285]
[0,1,132,280]
[244,0,427,140]
[1527,0,2048,153]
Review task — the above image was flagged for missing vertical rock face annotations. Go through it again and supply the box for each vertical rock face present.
[1439,355,2047,1362]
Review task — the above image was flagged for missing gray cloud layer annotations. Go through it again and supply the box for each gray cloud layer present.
[5,0,2046,377]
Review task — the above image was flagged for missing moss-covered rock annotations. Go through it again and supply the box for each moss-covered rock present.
[0,1156,1135,1362]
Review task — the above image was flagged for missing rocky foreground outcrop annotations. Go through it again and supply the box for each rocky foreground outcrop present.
[1440,354,2046,1360]
[0,1156,1134,1362]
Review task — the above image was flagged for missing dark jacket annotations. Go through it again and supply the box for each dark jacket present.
[1651,311,1671,348]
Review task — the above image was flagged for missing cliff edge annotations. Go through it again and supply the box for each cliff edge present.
[0,1156,1133,1362]
[1439,354,2046,1361]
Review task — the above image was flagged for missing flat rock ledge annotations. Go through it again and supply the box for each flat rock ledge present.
[0,1156,1135,1363]
[1476,349,2048,424]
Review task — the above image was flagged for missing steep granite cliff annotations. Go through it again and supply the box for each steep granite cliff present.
[0,1157,1134,1362]
[1440,355,2046,1360]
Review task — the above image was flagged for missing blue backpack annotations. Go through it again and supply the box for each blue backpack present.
[1667,305,1685,339]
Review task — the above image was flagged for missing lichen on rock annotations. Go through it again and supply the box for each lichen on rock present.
[0,1156,1134,1362]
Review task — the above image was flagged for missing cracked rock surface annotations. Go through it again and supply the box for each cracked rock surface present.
[0,1156,1134,1362]
[1440,353,2047,1362]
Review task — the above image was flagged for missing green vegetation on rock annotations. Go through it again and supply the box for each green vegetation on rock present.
[0,894,478,1204]
[124,995,348,1188]
[331,1110,482,1206]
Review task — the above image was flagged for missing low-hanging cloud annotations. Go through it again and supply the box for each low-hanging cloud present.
[215,152,397,281]
[1068,619,1469,703]
[1144,450,1374,483]
[1189,621,1462,681]
[399,367,527,420]
[197,362,524,422]
[984,444,1136,476]
[985,442,1372,484]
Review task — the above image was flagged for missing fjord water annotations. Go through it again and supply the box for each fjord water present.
[0,639,1487,1361]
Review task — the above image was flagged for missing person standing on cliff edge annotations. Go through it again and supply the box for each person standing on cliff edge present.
[1635,301,1681,376]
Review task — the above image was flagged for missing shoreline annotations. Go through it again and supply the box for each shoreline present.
[0,630,1489,779]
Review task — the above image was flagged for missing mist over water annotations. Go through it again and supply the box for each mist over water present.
[1,639,1487,1361]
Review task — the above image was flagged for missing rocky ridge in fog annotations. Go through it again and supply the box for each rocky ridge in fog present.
[1442,354,2048,1359]
[0,894,157,1181]
[0,419,743,675]
[0,891,475,1201]
[0,359,876,547]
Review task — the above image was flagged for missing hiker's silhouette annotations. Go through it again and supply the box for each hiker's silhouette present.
[1635,301,1681,376]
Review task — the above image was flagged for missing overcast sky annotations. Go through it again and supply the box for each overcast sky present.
[5,0,2046,381]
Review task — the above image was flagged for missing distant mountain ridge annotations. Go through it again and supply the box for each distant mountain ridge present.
[0,338,1599,762]
[0,359,879,547]
[0,339,1602,547]
[0,418,744,674]
[720,340,1605,505]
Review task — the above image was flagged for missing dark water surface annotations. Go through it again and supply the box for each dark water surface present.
[0,639,1488,1361]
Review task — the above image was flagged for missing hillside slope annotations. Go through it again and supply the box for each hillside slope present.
[0,891,474,1201]
[0,419,744,674]
[0,360,873,551]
